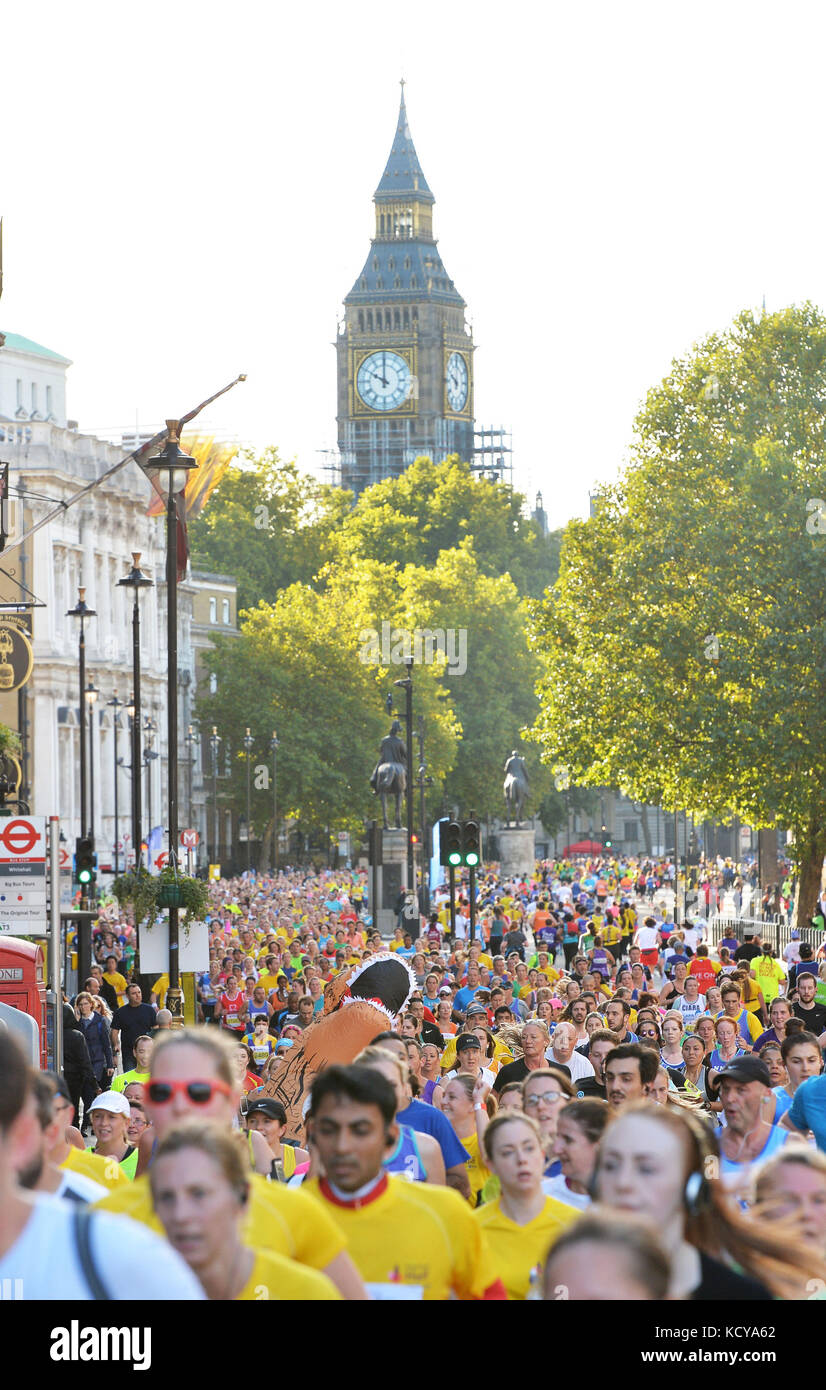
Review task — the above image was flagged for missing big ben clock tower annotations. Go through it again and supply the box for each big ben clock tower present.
[336,83,475,494]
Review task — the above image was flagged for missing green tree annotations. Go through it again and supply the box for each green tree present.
[195,558,460,847]
[397,541,550,820]
[188,449,351,610]
[338,455,560,598]
[529,303,826,926]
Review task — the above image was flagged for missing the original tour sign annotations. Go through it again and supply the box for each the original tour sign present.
[0,618,33,693]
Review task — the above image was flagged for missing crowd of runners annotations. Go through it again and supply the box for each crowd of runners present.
[3,853,826,1300]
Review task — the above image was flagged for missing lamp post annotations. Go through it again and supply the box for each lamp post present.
[269,731,279,873]
[85,679,99,843]
[146,422,198,1027]
[143,716,158,849]
[107,692,125,875]
[242,728,254,873]
[117,553,153,872]
[393,657,415,907]
[415,717,433,915]
[185,724,198,862]
[210,726,222,869]
[66,588,96,842]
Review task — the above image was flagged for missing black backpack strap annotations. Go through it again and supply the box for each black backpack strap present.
[73,1207,110,1301]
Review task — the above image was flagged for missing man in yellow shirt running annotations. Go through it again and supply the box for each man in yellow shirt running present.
[306,1064,506,1300]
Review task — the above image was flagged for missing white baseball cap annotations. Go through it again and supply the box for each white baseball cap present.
[88,1090,131,1117]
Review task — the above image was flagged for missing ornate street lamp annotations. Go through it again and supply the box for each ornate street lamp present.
[117,554,153,870]
[145,422,197,1026]
[269,731,279,873]
[66,588,96,840]
[107,692,125,874]
[243,727,254,873]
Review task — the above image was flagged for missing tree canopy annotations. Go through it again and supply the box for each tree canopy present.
[528,303,826,922]
[191,453,561,841]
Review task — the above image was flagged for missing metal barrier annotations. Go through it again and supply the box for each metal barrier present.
[705,914,823,957]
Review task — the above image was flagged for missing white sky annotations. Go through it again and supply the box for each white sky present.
[2,1,825,528]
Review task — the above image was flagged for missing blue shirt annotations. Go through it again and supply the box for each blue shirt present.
[397,1098,471,1171]
[788,1075,826,1151]
[454,985,481,1013]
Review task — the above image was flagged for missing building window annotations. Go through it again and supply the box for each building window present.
[360,277,367,290]
[403,308,410,329]
[624,820,639,842]
[209,596,217,623]
[31,383,37,413]
[376,277,383,289]
[46,385,53,415]
[410,275,417,289]
[15,380,22,408]
[372,256,379,271]
[393,277,401,289]
[222,598,230,625]
[404,256,411,270]
[358,311,364,331]
[388,257,395,270]
[394,308,400,328]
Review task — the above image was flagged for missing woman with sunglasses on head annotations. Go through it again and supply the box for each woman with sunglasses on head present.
[151,1120,340,1299]
[95,1026,367,1299]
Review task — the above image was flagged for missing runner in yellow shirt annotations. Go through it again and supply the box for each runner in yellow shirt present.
[95,1025,365,1298]
[306,1064,505,1299]
[149,1121,340,1300]
[474,1112,577,1298]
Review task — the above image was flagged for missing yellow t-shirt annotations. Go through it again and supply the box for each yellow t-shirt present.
[95,1172,346,1271]
[304,1175,499,1300]
[474,1196,578,1300]
[103,971,129,1007]
[440,1035,513,1072]
[111,1069,149,1094]
[752,956,787,1004]
[151,975,170,1009]
[238,1248,341,1301]
[460,1130,491,1205]
[256,972,284,996]
[62,1144,131,1192]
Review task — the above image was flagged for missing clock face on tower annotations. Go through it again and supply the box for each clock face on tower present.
[446,351,469,411]
[356,350,412,411]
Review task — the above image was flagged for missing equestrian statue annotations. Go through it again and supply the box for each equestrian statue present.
[370,720,407,830]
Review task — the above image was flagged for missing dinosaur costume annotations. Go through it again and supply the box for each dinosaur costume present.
[262,952,416,1143]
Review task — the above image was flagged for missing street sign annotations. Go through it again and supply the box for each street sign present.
[0,816,47,933]
[59,847,70,869]
[181,829,200,848]
[154,851,169,871]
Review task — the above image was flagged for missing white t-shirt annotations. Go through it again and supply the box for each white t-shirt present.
[444,1065,496,1089]
[545,1046,595,1081]
[542,1173,591,1210]
[634,926,660,951]
[670,994,706,1025]
[55,1169,109,1204]
[0,1195,205,1300]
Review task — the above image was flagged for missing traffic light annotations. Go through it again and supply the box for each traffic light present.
[602,825,612,850]
[368,823,383,866]
[462,819,481,867]
[75,836,96,888]
[439,819,462,868]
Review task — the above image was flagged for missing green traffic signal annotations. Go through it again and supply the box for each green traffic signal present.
[448,850,462,866]
[465,850,479,866]
[78,868,92,884]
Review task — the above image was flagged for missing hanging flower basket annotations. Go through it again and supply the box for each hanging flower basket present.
[113,862,208,929]
[157,881,184,908]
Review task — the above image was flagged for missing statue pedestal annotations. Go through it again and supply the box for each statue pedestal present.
[498,826,535,879]
[376,828,410,938]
